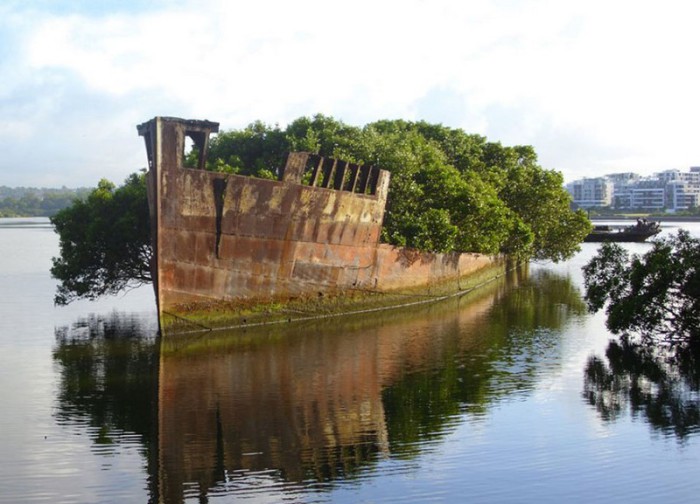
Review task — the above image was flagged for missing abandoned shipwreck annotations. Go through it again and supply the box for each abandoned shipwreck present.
[138,117,505,333]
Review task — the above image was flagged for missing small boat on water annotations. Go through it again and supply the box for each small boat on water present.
[584,219,662,243]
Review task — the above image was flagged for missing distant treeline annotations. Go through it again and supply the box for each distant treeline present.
[0,186,91,217]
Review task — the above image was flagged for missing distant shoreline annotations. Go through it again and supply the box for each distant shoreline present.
[590,215,700,222]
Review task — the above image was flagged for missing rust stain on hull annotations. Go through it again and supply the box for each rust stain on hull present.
[138,117,501,333]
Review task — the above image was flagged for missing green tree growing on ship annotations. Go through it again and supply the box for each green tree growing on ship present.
[51,115,591,304]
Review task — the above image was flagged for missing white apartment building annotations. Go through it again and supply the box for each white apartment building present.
[566,177,613,208]
[657,169,700,185]
[666,180,700,211]
[629,186,665,210]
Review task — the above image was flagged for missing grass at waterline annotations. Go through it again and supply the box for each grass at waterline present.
[160,266,518,356]
[160,261,516,335]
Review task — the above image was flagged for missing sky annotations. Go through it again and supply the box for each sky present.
[1,0,699,188]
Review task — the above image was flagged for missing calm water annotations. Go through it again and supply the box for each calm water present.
[1,217,698,503]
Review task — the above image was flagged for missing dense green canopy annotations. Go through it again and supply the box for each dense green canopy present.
[202,115,590,260]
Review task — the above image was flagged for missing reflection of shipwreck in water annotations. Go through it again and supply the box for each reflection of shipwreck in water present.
[137,117,502,332]
[156,272,517,502]
[51,267,593,502]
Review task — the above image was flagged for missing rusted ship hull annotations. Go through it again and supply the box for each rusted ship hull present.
[138,117,503,333]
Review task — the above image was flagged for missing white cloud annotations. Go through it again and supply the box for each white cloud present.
[1,0,699,186]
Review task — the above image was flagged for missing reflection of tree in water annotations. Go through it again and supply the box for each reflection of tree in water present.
[53,313,159,498]
[383,269,588,454]
[53,313,158,437]
[583,340,700,441]
[488,269,588,382]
